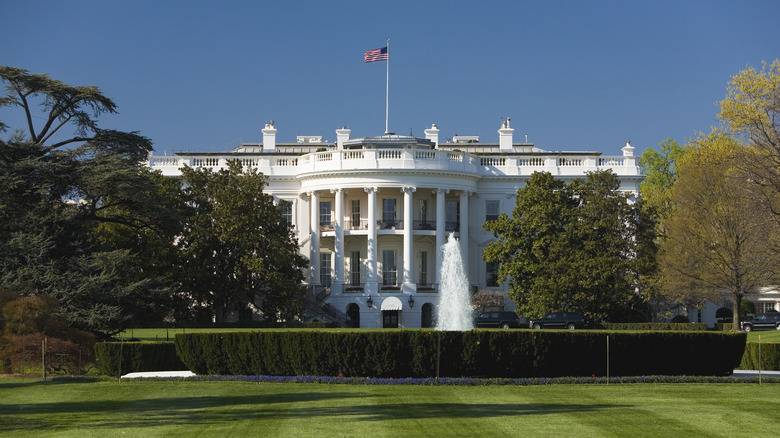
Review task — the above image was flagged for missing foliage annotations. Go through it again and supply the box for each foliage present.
[738,342,780,371]
[94,342,186,377]
[174,330,744,378]
[471,290,505,312]
[637,138,687,222]
[658,132,780,331]
[601,323,707,331]
[741,300,756,319]
[0,67,178,337]
[483,171,657,323]
[178,161,308,323]
[719,59,780,224]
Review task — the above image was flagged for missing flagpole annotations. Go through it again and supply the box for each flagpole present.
[385,38,390,135]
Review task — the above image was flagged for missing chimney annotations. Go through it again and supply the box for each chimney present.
[262,120,277,152]
[424,123,440,147]
[622,140,635,157]
[498,117,514,152]
[336,127,351,149]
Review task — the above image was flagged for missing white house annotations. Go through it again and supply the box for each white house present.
[147,119,643,328]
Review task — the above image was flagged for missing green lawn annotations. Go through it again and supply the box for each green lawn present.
[1,378,778,437]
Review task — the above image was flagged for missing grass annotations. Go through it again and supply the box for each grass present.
[747,330,780,343]
[0,378,778,437]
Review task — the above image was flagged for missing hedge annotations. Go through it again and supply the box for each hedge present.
[95,342,187,377]
[738,342,780,371]
[174,330,745,378]
[602,323,708,331]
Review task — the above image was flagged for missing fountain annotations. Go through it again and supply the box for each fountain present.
[435,232,474,331]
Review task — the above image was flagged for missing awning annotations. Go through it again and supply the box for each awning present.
[380,296,403,311]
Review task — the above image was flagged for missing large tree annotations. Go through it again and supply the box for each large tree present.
[0,66,175,337]
[637,138,687,223]
[178,161,307,323]
[659,132,780,330]
[718,59,780,226]
[483,171,657,323]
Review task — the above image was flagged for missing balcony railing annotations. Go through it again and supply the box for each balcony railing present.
[148,149,639,177]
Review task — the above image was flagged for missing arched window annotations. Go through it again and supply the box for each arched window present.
[346,303,360,328]
[421,303,434,328]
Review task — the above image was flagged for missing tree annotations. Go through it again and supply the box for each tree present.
[718,60,780,225]
[483,171,657,323]
[0,67,176,337]
[658,132,780,330]
[637,138,687,222]
[178,161,307,323]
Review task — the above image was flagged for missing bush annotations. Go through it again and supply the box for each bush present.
[174,330,746,378]
[95,342,187,377]
[738,342,780,371]
[602,323,708,331]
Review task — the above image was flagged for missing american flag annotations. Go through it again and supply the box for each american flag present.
[364,46,388,63]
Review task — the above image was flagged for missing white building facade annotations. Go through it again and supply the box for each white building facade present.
[148,120,643,328]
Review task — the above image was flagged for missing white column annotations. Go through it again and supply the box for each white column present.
[459,190,469,274]
[402,186,416,292]
[332,188,344,293]
[435,188,448,287]
[365,187,378,295]
[309,191,320,285]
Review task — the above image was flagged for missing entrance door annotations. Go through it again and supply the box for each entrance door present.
[382,311,399,328]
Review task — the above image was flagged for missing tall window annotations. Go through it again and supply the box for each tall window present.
[279,200,293,225]
[382,250,397,286]
[486,260,499,287]
[485,200,500,222]
[351,199,361,228]
[320,253,332,287]
[419,199,428,224]
[319,201,332,226]
[383,198,396,227]
[419,251,428,286]
[446,200,459,231]
[350,251,361,285]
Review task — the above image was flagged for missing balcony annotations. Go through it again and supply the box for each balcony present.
[147,149,640,178]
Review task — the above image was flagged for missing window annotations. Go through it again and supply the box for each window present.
[485,200,499,222]
[351,199,361,228]
[383,199,396,228]
[319,201,332,226]
[279,200,293,225]
[382,250,397,286]
[446,200,459,231]
[419,251,428,286]
[486,260,499,287]
[419,199,428,225]
[760,302,778,313]
[350,251,361,285]
[320,253,332,287]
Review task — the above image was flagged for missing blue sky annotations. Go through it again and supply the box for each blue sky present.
[1,0,778,157]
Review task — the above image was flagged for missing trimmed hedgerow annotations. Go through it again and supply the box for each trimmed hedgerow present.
[738,342,780,371]
[174,330,746,378]
[602,323,708,331]
[95,342,187,377]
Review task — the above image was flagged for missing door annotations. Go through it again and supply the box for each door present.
[383,311,399,328]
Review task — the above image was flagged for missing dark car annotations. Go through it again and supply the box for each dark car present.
[741,312,780,332]
[475,311,522,329]
[528,311,586,330]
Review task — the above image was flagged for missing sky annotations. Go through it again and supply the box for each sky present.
[1,0,778,157]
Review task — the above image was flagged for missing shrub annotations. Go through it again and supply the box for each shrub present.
[174,330,745,378]
[602,323,708,331]
[95,342,187,377]
[738,342,780,371]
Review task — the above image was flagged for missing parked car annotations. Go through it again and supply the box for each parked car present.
[528,311,586,330]
[740,312,780,332]
[475,311,523,329]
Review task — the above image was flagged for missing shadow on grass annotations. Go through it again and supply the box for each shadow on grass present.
[0,376,105,389]
[1,389,628,432]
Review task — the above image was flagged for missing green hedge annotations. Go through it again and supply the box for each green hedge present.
[602,323,708,331]
[95,342,187,377]
[174,330,745,378]
[738,342,780,371]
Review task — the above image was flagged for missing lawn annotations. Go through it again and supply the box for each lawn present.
[0,378,778,437]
